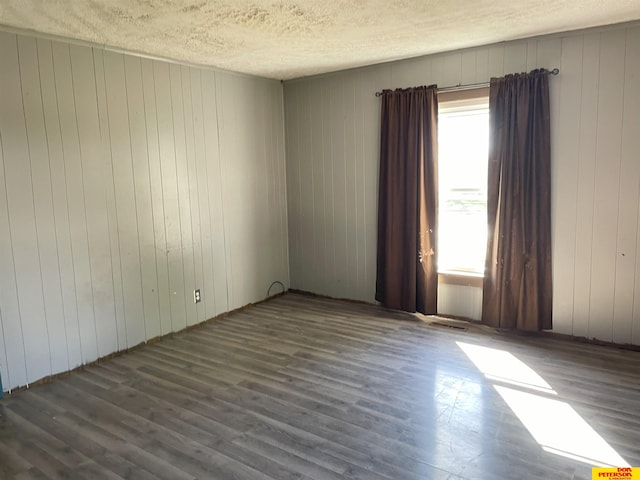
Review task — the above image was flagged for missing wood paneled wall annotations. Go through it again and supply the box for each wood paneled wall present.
[284,22,640,344]
[0,31,289,391]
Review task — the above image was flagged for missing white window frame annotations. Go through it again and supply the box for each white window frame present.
[437,88,489,279]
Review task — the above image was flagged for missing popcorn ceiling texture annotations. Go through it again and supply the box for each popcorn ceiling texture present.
[0,0,638,79]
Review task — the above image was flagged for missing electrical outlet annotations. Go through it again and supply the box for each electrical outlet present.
[194,289,201,303]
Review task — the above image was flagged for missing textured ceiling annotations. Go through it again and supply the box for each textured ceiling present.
[1,0,639,80]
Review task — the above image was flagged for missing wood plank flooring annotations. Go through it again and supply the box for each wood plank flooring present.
[1,293,639,479]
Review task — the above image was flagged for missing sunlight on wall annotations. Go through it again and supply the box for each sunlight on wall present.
[457,342,629,468]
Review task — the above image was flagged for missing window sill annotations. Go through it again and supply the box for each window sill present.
[438,270,483,288]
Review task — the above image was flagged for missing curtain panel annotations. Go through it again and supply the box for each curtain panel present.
[482,69,553,331]
[375,85,438,315]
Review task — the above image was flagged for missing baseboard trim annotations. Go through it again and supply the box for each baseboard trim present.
[287,289,640,352]
[1,291,287,396]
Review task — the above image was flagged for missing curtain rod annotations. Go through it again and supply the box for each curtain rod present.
[374,68,559,96]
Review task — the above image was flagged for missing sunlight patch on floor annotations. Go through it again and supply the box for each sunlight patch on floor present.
[495,385,629,467]
[457,342,555,394]
[458,341,629,468]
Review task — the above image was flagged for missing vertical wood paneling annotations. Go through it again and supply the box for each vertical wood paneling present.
[270,85,289,286]
[0,122,27,389]
[103,51,146,348]
[442,52,461,87]
[629,27,640,346]
[268,80,288,292]
[215,73,235,307]
[354,71,368,301]
[431,55,444,85]
[245,76,261,299]
[318,80,335,298]
[275,81,289,287]
[202,71,229,316]
[153,61,186,331]
[169,63,194,329]
[503,42,527,74]
[331,76,348,297]
[140,58,169,337]
[487,45,505,78]
[172,64,199,324]
[416,57,432,86]
[460,51,476,85]
[69,44,117,358]
[474,48,489,82]
[390,61,413,90]
[588,30,626,342]
[552,35,583,335]
[310,80,327,296]
[0,31,288,392]
[232,75,252,305]
[52,41,98,365]
[284,82,300,288]
[408,58,425,87]
[344,74,359,300]
[526,40,538,71]
[190,69,215,320]
[54,48,97,365]
[222,76,251,307]
[2,32,51,383]
[249,78,263,298]
[92,48,127,351]
[37,39,80,370]
[295,81,314,293]
[181,66,205,325]
[124,55,160,339]
[278,87,290,286]
[285,23,640,345]
[258,81,272,290]
[572,32,600,338]
[616,27,640,344]
[17,36,65,373]
[241,76,259,301]
[0,302,11,391]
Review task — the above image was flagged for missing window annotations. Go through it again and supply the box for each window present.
[437,90,489,275]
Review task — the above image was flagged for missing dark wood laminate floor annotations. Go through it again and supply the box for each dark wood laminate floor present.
[1,293,639,480]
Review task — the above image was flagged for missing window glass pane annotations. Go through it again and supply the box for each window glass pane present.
[438,106,489,274]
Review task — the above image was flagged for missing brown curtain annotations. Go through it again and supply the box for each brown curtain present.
[375,85,438,315]
[482,69,552,331]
